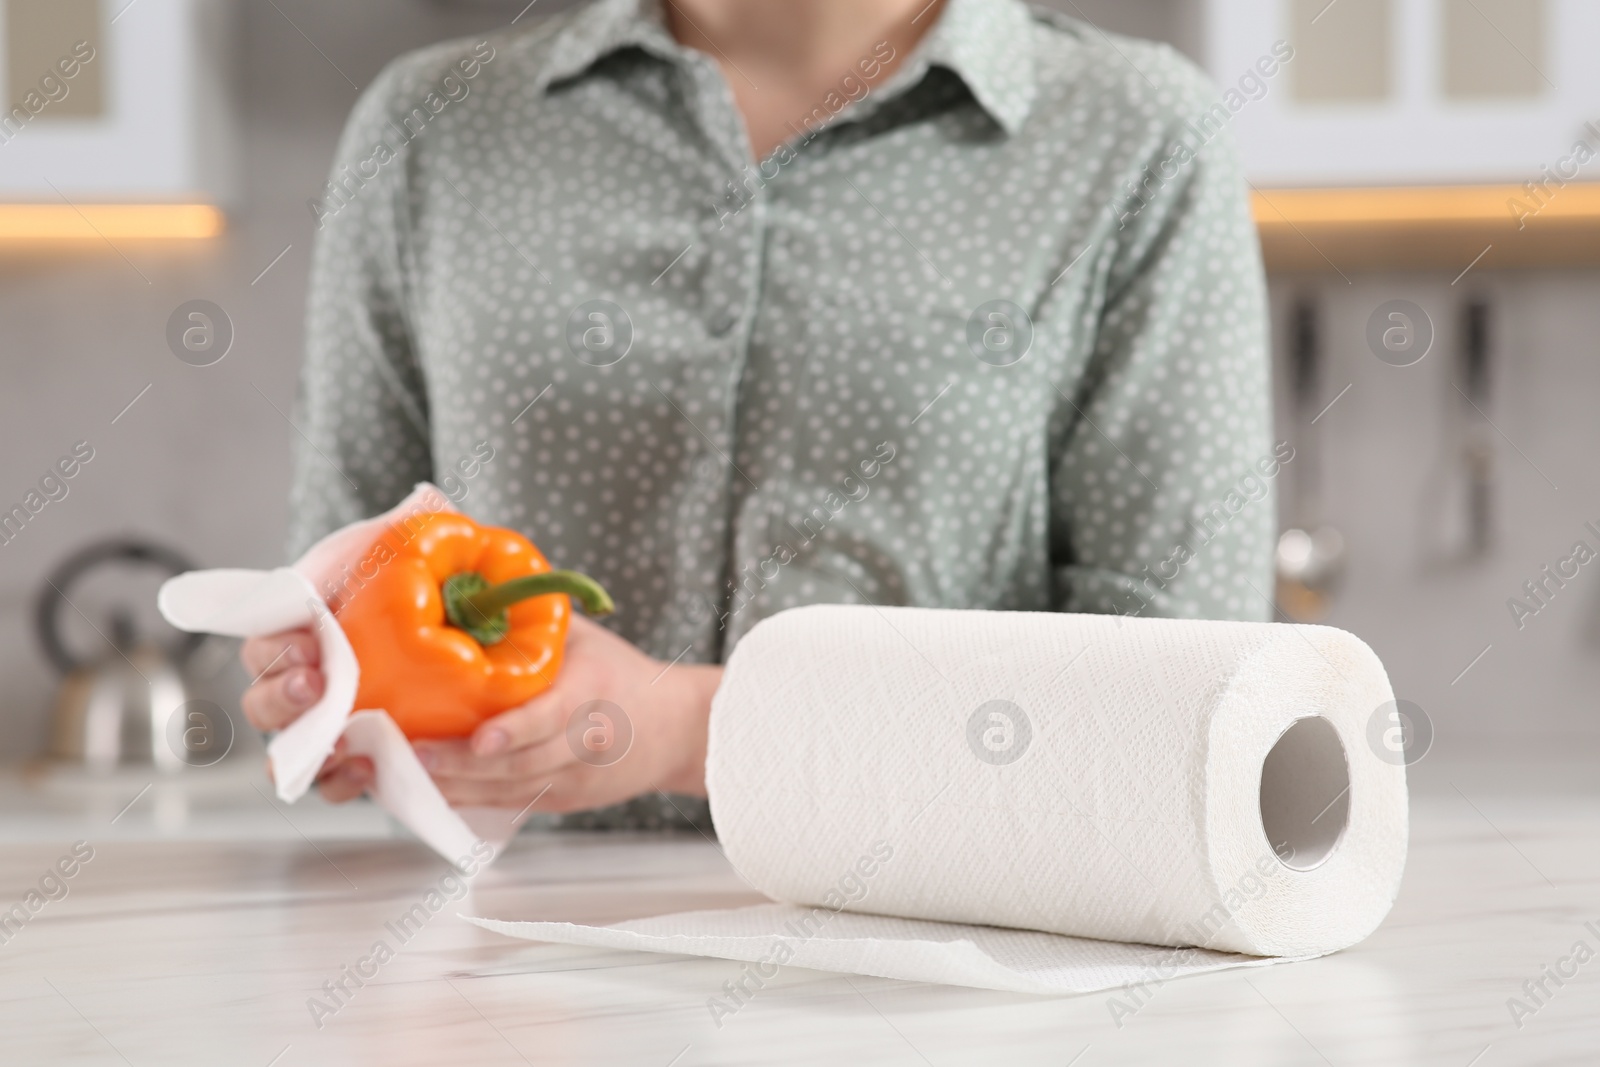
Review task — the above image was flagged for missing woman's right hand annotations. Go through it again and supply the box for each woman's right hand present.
[239,628,374,802]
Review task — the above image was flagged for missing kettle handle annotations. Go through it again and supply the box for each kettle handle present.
[35,538,208,675]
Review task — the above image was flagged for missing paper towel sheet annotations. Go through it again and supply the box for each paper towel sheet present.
[157,483,524,864]
[474,604,1406,994]
[466,904,1310,995]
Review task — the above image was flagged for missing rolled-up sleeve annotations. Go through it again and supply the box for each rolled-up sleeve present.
[286,62,434,560]
[1050,69,1276,622]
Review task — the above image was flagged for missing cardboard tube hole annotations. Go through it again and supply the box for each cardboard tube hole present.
[1260,715,1350,871]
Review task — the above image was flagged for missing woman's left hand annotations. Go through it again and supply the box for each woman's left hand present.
[409,615,720,814]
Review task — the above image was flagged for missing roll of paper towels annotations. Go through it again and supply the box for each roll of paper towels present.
[473,605,1408,993]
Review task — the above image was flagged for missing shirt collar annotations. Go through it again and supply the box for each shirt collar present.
[529,0,1038,136]
[899,0,1038,135]
[529,0,682,93]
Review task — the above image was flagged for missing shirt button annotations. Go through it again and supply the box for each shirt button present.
[708,310,737,336]
[694,454,723,485]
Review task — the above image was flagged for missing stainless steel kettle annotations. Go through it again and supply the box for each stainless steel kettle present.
[36,539,207,772]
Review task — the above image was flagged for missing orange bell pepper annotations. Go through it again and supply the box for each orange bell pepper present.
[329,511,613,739]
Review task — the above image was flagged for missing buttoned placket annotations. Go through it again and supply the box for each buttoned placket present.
[654,48,777,661]
[665,36,994,660]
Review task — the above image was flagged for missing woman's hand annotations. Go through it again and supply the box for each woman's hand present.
[239,615,719,813]
[411,615,721,814]
[239,627,374,802]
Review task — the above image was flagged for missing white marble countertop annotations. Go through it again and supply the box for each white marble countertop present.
[2,758,1597,1066]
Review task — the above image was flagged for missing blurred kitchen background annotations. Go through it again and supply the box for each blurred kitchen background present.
[0,0,1596,789]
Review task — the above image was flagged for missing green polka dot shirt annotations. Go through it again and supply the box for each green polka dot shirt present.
[288,0,1276,823]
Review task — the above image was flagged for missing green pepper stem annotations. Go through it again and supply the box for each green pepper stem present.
[463,570,614,618]
[443,569,614,647]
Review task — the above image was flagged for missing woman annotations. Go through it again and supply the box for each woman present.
[241,0,1275,828]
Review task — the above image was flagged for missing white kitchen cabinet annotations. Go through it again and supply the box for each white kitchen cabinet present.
[1198,0,1600,186]
[0,0,236,204]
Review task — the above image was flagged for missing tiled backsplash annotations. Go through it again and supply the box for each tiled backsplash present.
[1266,272,1600,751]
